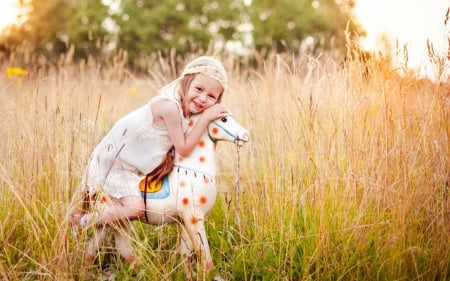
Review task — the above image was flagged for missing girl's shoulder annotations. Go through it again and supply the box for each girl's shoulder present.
[150,95,189,131]
[150,92,179,104]
[151,97,180,116]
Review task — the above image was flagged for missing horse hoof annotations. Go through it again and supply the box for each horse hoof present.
[213,275,226,281]
[84,254,95,265]
[205,260,214,271]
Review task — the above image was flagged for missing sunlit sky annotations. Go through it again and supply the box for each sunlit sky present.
[354,0,449,78]
[0,0,19,31]
[0,0,448,78]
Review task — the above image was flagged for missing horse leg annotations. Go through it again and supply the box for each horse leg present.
[112,222,138,271]
[180,227,194,281]
[85,225,109,264]
[82,194,144,227]
[181,213,214,275]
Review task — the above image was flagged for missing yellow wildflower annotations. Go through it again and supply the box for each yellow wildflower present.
[6,67,28,89]
[6,67,28,79]
[128,87,137,96]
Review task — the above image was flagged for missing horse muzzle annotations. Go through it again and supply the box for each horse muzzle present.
[236,131,250,146]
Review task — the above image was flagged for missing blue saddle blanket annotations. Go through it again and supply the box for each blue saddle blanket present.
[140,177,170,199]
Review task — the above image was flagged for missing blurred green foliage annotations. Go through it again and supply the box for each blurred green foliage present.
[0,0,362,66]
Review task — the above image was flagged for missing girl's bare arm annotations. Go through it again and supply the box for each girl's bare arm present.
[153,100,227,157]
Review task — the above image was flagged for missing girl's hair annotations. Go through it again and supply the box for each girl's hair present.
[179,74,195,116]
[145,146,175,183]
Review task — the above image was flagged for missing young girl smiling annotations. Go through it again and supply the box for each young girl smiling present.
[71,56,230,229]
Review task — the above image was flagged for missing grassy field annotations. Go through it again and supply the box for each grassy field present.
[0,47,449,280]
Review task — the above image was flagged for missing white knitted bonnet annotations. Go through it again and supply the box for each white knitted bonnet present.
[179,56,228,92]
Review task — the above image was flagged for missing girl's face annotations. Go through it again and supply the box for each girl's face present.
[184,74,223,115]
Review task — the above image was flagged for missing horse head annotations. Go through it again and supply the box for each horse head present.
[172,114,249,179]
[206,116,250,146]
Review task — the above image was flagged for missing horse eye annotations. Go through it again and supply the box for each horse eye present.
[221,117,227,122]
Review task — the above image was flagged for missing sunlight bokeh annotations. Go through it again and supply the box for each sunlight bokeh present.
[0,0,19,33]
[354,0,449,78]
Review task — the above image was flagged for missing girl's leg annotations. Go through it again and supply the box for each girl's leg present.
[72,195,145,228]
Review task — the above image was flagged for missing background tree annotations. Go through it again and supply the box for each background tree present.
[0,0,110,62]
[1,0,70,55]
[0,0,364,65]
[65,0,111,59]
[112,0,242,62]
[246,0,361,54]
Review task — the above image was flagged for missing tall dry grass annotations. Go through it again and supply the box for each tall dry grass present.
[218,50,449,280]
[0,42,449,280]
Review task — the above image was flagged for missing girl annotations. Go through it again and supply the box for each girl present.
[71,56,229,229]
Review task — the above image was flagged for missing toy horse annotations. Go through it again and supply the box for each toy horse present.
[84,114,249,278]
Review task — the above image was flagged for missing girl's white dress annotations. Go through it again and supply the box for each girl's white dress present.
[83,88,188,199]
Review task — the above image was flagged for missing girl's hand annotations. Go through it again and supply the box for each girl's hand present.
[202,104,230,122]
